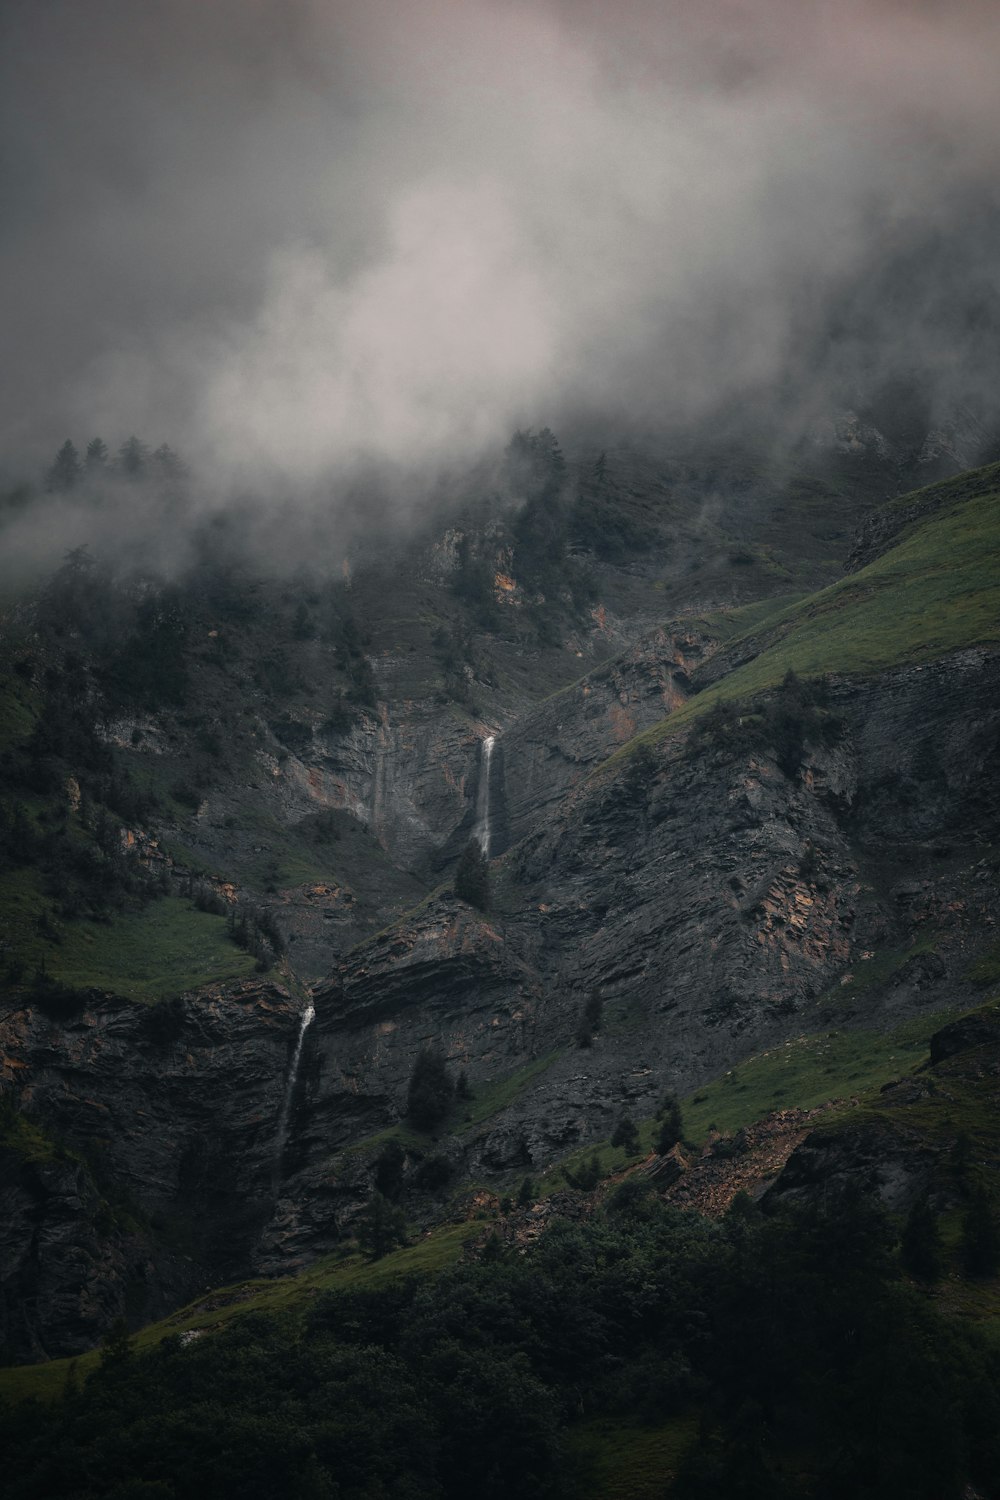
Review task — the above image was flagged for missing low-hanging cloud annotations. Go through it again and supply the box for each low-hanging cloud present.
[3,0,1000,510]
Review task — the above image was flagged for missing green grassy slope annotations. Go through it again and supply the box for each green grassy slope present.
[4,998,992,1411]
[548,1006,957,1186]
[0,1218,483,1404]
[603,473,1000,769]
[0,873,256,1002]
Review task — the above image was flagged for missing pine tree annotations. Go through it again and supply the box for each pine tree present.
[962,1189,1000,1277]
[655,1094,684,1155]
[611,1114,640,1154]
[152,443,185,481]
[900,1193,943,1281]
[117,435,148,478]
[45,439,81,492]
[565,1153,602,1191]
[61,1359,80,1400]
[374,1139,406,1201]
[356,1191,408,1260]
[84,437,108,473]
[577,990,603,1047]
[292,602,315,640]
[406,1046,455,1130]
[951,1130,972,1181]
[99,1316,133,1368]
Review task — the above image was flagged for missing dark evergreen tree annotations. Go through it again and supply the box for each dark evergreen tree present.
[450,533,500,629]
[116,435,148,478]
[84,436,108,473]
[577,989,603,1047]
[1,803,36,866]
[564,1153,602,1191]
[622,740,656,802]
[99,1316,133,1368]
[356,1191,408,1260]
[45,439,81,492]
[900,1193,943,1281]
[406,1046,455,1130]
[962,1189,1000,1276]
[951,1129,972,1180]
[374,1139,406,1201]
[292,601,315,640]
[505,426,567,496]
[151,443,185,481]
[454,839,489,910]
[413,1153,453,1191]
[611,1114,640,1154]
[655,1094,684,1155]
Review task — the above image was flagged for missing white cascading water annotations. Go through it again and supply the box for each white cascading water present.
[474,734,495,857]
[272,1000,315,1187]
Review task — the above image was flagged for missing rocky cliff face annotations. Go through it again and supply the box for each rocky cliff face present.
[250,639,1000,1271]
[3,460,999,1361]
[5,626,998,1354]
[766,1003,1000,1216]
[0,1146,157,1364]
[0,980,305,1360]
[499,624,714,849]
[845,460,1000,574]
[3,623,998,1356]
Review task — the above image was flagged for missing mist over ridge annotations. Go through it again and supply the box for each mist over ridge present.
[3,0,1000,556]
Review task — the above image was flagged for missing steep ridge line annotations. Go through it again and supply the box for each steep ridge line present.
[594,473,1000,779]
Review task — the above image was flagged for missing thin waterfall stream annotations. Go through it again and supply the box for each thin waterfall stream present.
[272,999,315,1188]
[474,734,496,857]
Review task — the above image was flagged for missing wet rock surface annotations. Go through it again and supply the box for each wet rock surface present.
[3,493,1000,1358]
[252,640,1000,1270]
[4,623,999,1357]
[499,624,715,849]
[0,980,303,1360]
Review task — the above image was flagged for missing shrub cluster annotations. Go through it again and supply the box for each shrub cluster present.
[406,1047,455,1131]
[5,1187,999,1499]
[687,671,843,777]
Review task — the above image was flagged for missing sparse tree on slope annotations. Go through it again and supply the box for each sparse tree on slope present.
[357,1191,408,1260]
[900,1193,943,1281]
[116,435,148,478]
[611,1114,640,1155]
[45,439,81,492]
[407,1046,455,1131]
[84,437,108,474]
[962,1189,1000,1277]
[655,1094,684,1155]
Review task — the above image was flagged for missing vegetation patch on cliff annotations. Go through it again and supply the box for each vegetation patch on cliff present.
[457,1050,562,1132]
[677,1009,953,1145]
[2,1188,999,1498]
[0,1096,65,1167]
[603,476,1000,773]
[0,875,255,1001]
[548,1006,954,1191]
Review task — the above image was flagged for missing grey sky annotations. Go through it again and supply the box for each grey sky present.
[2,0,999,498]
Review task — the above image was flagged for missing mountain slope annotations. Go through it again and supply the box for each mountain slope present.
[1,457,998,1362]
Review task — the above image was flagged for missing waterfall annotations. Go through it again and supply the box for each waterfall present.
[474,734,496,858]
[272,999,315,1187]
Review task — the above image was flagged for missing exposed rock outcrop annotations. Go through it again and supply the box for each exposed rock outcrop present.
[0,980,303,1361]
[845,461,1000,573]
